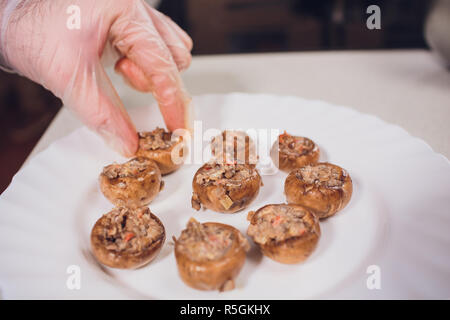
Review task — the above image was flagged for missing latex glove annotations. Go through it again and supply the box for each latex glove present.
[0,0,193,156]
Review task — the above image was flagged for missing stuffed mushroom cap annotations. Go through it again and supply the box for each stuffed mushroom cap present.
[270,132,320,172]
[99,157,163,208]
[174,218,250,291]
[191,162,262,213]
[136,128,185,175]
[284,162,353,219]
[247,204,320,264]
[211,130,258,166]
[91,207,165,269]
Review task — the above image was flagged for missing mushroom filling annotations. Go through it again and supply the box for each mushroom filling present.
[176,219,235,262]
[195,162,256,187]
[98,207,163,254]
[102,158,154,180]
[248,206,311,244]
[193,163,259,210]
[139,128,178,151]
[296,164,345,188]
[278,132,315,157]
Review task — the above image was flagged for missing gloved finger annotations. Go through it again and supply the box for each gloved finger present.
[114,37,189,93]
[115,57,153,93]
[113,6,191,97]
[65,58,138,157]
[161,15,193,51]
[143,2,193,51]
[163,11,194,51]
[111,4,192,132]
[145,6,192,71]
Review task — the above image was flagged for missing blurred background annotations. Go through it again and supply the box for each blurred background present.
[0,0,436,193]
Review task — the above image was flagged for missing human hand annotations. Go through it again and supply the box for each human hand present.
[0,0,193,156]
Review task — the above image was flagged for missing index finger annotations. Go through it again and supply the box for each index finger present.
[110,2,193,132]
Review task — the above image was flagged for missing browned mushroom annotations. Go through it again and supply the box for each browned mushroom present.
[91,207,165,269]
[99,157,163,208]
[284,163,353,219]
[191,162,262,213]
[247,204,320,264]
[136,128,185,175]
[211,130,257,166]
[174,218,250,291]
[270,131,320,172]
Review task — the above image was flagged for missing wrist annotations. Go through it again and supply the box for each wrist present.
[0,0,49,76]
[0,0,20,72]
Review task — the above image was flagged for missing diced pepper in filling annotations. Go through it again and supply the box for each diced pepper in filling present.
[99,207,163,254]
[176,218,236,262]
[248,205,311,245]
[123,232,135,242]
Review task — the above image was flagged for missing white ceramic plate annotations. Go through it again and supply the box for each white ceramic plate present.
[1,93,449,299]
